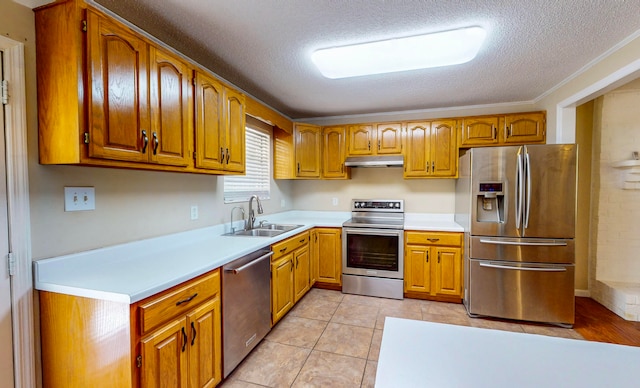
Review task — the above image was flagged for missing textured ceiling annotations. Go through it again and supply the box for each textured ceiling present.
[91,0,640,120]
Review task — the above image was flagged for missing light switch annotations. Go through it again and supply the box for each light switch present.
[64,187,95,211]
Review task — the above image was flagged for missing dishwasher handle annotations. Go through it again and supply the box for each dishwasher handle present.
[224,251,273,274]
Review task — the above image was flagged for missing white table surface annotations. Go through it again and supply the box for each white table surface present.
[34,211,463,304]
[376,317,640,388]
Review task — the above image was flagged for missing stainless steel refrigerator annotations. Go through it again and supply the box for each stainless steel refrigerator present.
[455,144,577,326]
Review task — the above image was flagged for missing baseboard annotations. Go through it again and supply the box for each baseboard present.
[575,289,591,297]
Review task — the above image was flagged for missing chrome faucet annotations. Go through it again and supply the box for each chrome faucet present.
[230,206,246,233]
[247,195,264,229]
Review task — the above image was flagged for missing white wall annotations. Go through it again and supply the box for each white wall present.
[292,168,455,213]
[593,80,640,283]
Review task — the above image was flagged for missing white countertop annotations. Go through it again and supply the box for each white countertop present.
[376,317,640,388]
[34,211,462,304]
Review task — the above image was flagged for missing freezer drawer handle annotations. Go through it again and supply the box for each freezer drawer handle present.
[479,239,567,247]
[224,251,274,274]
[479,262,567,272]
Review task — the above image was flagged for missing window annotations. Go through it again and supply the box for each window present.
[224,125,271,203]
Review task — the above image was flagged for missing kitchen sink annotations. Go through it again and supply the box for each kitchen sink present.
[223,224,304,237]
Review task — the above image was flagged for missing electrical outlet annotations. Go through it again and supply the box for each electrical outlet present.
[190,205,199,220]
[332,197,339,206]
[281,199,286,208]
[64,187,95,211]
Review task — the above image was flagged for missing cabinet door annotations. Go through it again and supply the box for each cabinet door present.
[187,299,222,388]
[224,88,246,173]
[376,123,403,154]
[149,46,192,167]
[404,122,430,178]
[271,256,294,325]
[87,11,150,163]
[315,228,342,285]
[460,117,499,146]
[503,112,546,144]
[347,125,374,156]
[294,245,311,303]
[141,317,189,388]
[430,120,457,177]
[433,247,462,297]
[322,126,348,179]
[194,71,225,170]
[295,124,321,178]
[404,245,431,293]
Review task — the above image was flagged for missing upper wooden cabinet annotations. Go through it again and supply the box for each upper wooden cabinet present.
[502,112,546,144]
[460,112,546,147]
[295,123,322,178]
[35,1,245,175]
[322,126,350,179]
[347,123,403,156]
[194,70,245,173]
[404,120,457,178]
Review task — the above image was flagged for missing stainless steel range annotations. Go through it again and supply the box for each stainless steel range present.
[342,199,404,299]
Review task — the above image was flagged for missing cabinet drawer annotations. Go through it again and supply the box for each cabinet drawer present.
[139,269,220,335]
[406,231,462,247]
[272,231,310,259]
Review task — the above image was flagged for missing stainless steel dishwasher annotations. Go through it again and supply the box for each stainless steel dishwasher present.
[222,248,273,378]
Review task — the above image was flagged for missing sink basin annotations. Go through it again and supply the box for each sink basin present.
[259,223,304,232]
[223,224,304,237]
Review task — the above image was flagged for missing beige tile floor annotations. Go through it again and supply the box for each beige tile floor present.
[221,288,583,387]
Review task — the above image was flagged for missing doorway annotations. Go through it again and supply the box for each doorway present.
[0,53,15,388]
[0,35,35,387]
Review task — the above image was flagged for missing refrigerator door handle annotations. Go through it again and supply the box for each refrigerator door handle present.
[479,238,568,247]
[515,147,523,228]
[524,148,531,228]
[480,262,567,272]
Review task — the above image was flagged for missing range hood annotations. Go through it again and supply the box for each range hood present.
[344,155,404,167]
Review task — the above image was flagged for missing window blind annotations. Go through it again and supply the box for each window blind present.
[224,126,271,203]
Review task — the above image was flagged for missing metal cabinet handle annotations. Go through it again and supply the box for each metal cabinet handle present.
[280,247,287,253]
[141,130,148,154]
[226,148,230,164]
[296,257,299,269]
[220,147,225,162]
[152,132,159,155]
[299,239,305,243]
[378,140,381,150]
[427,238,440,242]
[368,141,371,150]
[191,322,197,346]
[426,251,429,263]
[297,163,300,174]
[176,293,198,306]
[438,252,441,263]
[432,161,435,172]
[181,327,187,352]
[492,127,497,140]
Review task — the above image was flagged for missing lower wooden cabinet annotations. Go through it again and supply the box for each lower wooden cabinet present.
[38,269,223,388]
[404,231,463,302]
[271,254,294,324]
[141,298,221,388]
[310,228,342,288]
[270,231,310,325]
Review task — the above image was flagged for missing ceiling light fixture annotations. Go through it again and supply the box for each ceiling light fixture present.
[311,26,486,79]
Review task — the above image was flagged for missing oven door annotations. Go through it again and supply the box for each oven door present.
[342,227,404,279]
